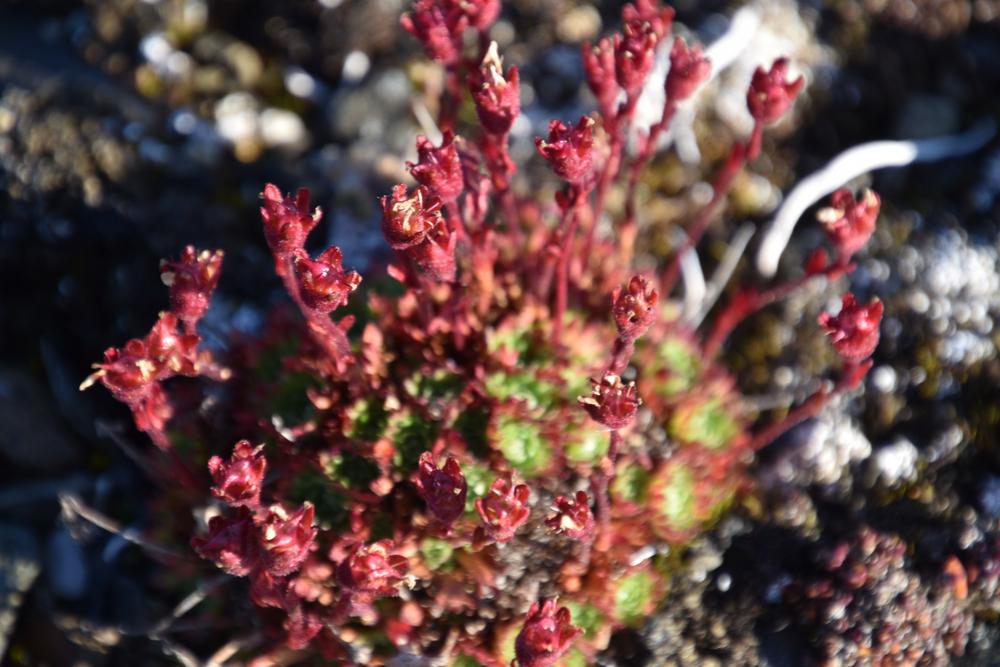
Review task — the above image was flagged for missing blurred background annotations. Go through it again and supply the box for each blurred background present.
[3,0,1000,664]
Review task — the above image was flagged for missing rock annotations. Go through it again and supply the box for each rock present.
[869,437,919,487]
[45,528,87,600]
[0,525,41,661]
[0,369,81,472]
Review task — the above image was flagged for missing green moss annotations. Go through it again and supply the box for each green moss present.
[266,371,320,423]
[463,463,495,514]
[655,338,701,397]
[391,411,439,473]
[495,416,551,477]
[611,463,650,504]
[669,397,739,450]
[613,571,654,626]
[564,600,604,640]
[655,465,697,531]
[287,468,348,530]
[420,538,455,570]
[565,428,609,465]
[346,397,389,442]
[485,371,558,413]
[322,451,380,490]
[455,406,490,458]
[450,656,485,667]
[560,649,589,667]
[405,369,464,402]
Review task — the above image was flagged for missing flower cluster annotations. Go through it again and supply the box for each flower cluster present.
[82,1,887,663]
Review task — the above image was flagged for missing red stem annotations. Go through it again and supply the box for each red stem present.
[703,262,854,359]
[552,198,580,351]
[279,255,352,364]
[660,122,762,297]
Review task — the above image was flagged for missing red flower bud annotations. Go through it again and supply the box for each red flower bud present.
[578,373,640,430]
[469,43,521,136]
[259,503,317,577]
[400,0,464,66]
[208,440,267,508]
[614,17,658,97]
[612,275,658,341]
[191,509,260,577]
[545,491,594,540]
[414,452,468,525]
[818,294,883,363]
[665,38,711,102]
[747,58,804,125]
[260,184,321,258]
[285,604,324,650]
[381,184,443,251]
[514,599,582,667]
[292,247,362,314]
[535,116,596,186]
[337,540,408,598]
[475,477,530,543]
[451,0,500,31]
[582,38,618,119]
[410,222,458,283]
[817,188,880,263]
[804,248,829,276]
[621,0,674,41]
[160,246,224,329]
[408,132,464,203]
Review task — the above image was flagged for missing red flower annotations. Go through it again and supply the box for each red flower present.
[381,184,443,251]
[578,373,640,430]
[582,38,618,119]
[408,132,464,203]
[746,58,804,125]
[336,540,408,598]
[475,477,530,543]
[614,15,658,97]
[400,0,464,66]
[191,509,260,577]
[469,43,521,136]
[208,440,267,509]
[817,188,880,263]
[818,293,883,363]
[292,247,362,314]
[260,184,322,258]
[535,117,596,186]
[665,38,711,102]
[414,452,468,525]
[259,504,317,577]
[160,246,224,329]
[143,312,203,377]
[545,491,594,540]
[612,275,658,342]
[514,599,582,667]
[84,339,158,404]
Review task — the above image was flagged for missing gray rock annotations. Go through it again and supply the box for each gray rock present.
[0,525,41,661]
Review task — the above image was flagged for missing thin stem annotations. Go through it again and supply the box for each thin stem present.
[552,197,580,351]
[619,102,678,264]
[661,123,761,297]
[748,361,869,451]
[702,261,853,359]
[280,255,352,364]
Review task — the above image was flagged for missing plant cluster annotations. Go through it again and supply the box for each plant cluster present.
[783,527,972,665]
[83,1,886,664]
